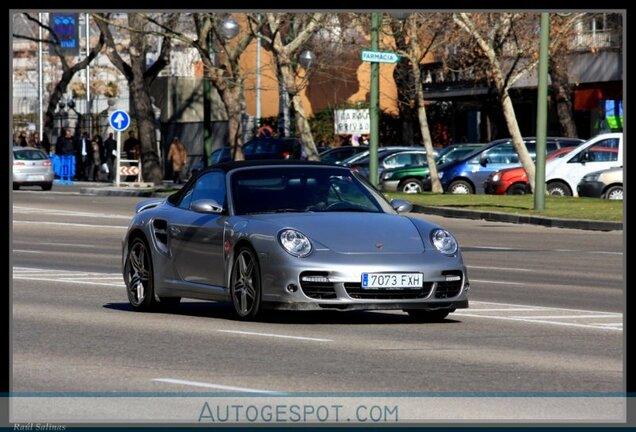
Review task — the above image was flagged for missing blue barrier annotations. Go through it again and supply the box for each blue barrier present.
[53,155,76,184]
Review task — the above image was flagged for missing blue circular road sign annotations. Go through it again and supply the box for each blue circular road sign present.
[109,109,131,132]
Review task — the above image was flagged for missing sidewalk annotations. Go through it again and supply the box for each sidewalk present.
[70,182,622,232]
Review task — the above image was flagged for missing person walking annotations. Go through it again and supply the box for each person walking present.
[90,139,104,182]
[77,131,92,181]
[104,133,117,182]
[167,137,188,184]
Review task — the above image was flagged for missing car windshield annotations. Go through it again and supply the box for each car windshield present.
[436,146,481,165]
[231,167,391,215]
[13,149,48,160]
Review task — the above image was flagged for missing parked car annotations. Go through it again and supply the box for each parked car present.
[484,147,576,195]
[190,137,304,175]
[122,161,469,321]
[344,147,437,179]
[577,166,623,200]
[12,147,55,191]
[545,132,623,196]
[319,145,369,165]
[380,144,484,193]
[436,137,584,194]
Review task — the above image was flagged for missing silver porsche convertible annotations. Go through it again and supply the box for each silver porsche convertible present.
[122,161,469,321]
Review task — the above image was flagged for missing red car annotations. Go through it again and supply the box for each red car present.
[484,147,575,194]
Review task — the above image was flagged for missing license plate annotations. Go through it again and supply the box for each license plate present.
[361,273,423,289]
[27,175,45,181]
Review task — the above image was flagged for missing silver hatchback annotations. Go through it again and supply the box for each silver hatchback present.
[12,147,55,190]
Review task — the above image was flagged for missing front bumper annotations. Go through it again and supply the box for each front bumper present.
[258,249,470,311]
[577,181,605,198]
[380,180,400,192]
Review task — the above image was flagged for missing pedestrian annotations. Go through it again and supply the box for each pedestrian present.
[361,135,369,146]
[57,129,76,156]
[123,131,141,160]
[42,134,51,154]
[167,137,188,184]
[77,131,92,181]
[104,133,118,182]
[90,139,104,182]
[19,133,28,147]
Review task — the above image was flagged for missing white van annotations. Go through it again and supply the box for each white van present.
[545,132,623,196]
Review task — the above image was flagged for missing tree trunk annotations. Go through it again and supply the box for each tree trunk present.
[44,75,71,148]
[280,65,319,161]
[219,84,245,161]
[128,14,162,185]
[500,90,536,190]
[549,56,578,138]
[412,64,442,193]
[129,75,162,184]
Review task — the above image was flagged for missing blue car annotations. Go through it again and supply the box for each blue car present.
[437,137,584,194]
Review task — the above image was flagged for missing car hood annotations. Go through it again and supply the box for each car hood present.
[246,212,424,253]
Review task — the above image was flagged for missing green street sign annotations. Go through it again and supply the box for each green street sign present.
[360,50,400,64]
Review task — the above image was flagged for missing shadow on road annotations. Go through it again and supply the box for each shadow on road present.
[103,302,461,325]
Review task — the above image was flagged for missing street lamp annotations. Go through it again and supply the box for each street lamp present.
[298,50,317,69]
[203,16,240,167]
[220,17,240,40]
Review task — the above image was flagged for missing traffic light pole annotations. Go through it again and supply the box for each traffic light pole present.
[369,12,380,187]
[534,12,550,210]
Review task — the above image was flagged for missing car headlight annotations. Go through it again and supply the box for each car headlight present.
[278,229,312,257]
[430,229,458,255]
[382,171,393,180]
[582,173,600,182]
[492,171,502,182]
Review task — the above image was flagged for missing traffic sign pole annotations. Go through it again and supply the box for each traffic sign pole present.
[116,131,121,187]
[108,109,131,187]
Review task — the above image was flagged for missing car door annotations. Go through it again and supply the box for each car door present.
[469,143,520,193]
[169,171,228,287]
[563,137,621,191]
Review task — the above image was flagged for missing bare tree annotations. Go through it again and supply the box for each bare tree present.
[94,13,178,184]
[390,13,451,193]
[13,13,104,146]
[260,13,325,161]
[452,12,583,191]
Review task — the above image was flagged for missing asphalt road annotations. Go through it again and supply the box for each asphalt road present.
[11,187,624,402]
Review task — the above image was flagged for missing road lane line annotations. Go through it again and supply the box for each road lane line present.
[13,250,46,254]
[153,378,286,394]
[467,265,534,272]
[508,314,621,319]
[13,206,130,219]
[452,312,622,331]
[472,300,621,316]
[13,241,120,249]
[465,246,622,255]
[463,308,548,312]
[13,220,127,229]
[217,329,332,342]
[13,276,124,288]
[470,279,525,285]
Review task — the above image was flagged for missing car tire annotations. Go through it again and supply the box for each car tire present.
[448,180,474,194]
[42,183,53,191]
[506,183,527,195]
[400,178,424,194]
[230,246,262,320]
[124,237,157,312]
[406,309,452,322]
[546,181,572,196]
[604,185,623,200]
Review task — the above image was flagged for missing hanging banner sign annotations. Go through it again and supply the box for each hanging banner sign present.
[50,13,80,56]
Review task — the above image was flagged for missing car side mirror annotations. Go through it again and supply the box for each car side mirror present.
[390,198,413,213]
[479,156,488,167]
[190,199,223,214]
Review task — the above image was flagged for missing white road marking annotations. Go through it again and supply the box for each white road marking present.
[13,241,118,249]
[217,329,332,342]
[13,206,130,219]
[508,314,619,320]
[13,220,127,229]
[467,265,534,272]
[13,250,46,254]
[153,378,285,394]
[466,246,622,255]
[472,300,621,316]
[13,190,80,195]
[460,308,547,312]
[12,277,124,288]
[453,312,622,331]
[470,279,525,285]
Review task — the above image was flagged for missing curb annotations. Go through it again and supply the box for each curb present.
[80,187,157,197]
[412,204,623,232]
